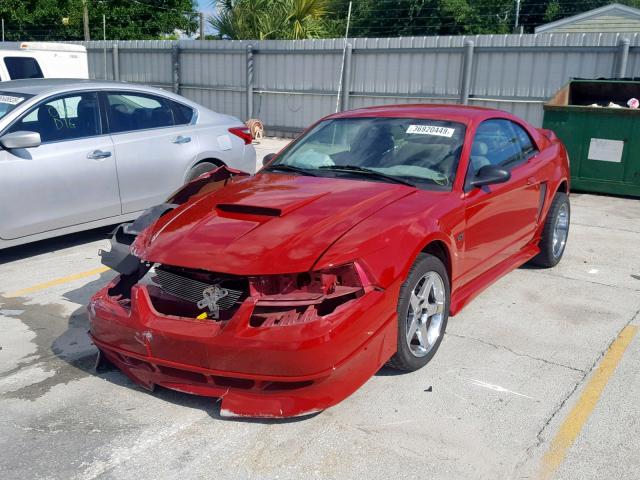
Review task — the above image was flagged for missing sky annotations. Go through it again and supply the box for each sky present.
[197,0,214,16]
[197,0,215,34]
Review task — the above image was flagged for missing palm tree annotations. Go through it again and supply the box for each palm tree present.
[209,0,330,40]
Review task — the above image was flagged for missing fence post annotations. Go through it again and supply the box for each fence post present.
[112,43,120,81]
[616,38,630,79]
[459,40,474,105]
[340,43,353,112]
[246,44,254,120]
[171,42,180,94]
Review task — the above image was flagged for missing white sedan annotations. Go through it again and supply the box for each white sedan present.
[0,79,256,249]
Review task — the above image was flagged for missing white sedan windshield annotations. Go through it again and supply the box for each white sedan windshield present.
[0,92,31,120]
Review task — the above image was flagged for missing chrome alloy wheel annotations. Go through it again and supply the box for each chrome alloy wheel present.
[405,271,446,357]
[552,203,569,259]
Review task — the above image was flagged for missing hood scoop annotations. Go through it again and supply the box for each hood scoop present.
[215,191,330,219]
[139,174,414,276]
[217,203,281,217]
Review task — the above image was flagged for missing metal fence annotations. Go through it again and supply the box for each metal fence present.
[78,33,640,137]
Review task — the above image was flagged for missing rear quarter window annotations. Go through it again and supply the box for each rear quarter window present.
[4,57,44,80]
[171,101,195,125]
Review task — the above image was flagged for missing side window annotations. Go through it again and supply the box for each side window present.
[4,57,44,80]
[171,101,195,125]
[511,122,539,160]
[7,92,100,143]
[105,92,175,133]
[469,119,522,175]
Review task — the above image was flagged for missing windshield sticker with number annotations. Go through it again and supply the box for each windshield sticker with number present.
[406,125,455,137]
[0,95,25,105]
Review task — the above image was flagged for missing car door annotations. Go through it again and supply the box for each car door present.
[102,91,200,214]
[460,119,541,285]
[0,91,121,240]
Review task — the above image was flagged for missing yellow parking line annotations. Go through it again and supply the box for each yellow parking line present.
[539,324,639,480]
[5,266,111,298]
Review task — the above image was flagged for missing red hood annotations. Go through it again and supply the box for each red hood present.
[135,173,416,275]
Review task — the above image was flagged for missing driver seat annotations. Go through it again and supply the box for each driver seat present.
[339,125,394,167]
[36,105,62,142]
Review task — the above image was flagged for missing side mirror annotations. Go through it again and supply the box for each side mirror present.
[262,153,276,167]
[470,164,511,188]
[0,131,41,149]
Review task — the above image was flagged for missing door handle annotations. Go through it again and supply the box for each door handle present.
[172,135,191,144]
[527,176,537,185]
[87,150,112,159]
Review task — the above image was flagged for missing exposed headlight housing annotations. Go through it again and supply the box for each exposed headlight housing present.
[248,263,366,327]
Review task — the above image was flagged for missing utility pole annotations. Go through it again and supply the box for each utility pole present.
[514,0,521,33]
[103,14,107,78]
[83,0,90,41]
[199,12,205,40]
[1,19,4,42]
[335,1,352,113]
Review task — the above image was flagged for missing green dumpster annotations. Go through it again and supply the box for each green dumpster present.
[543,79,640,197]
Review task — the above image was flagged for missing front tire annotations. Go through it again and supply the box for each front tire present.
[388,254,450,372]
[532,192,570,268]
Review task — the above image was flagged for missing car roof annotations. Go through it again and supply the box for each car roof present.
[0,78,208,113]
[0,41,86,53]
[0,78,169,97]
[328,104,514,126]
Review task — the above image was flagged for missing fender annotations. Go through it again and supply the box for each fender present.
[411,230,457,285]
[315,192,461,291]
[100,166,249,275]
[185,150,225,178]
[99,203,177,275]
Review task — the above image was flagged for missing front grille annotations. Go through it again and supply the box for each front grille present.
[154,267,243,310]
[143,265,247,319]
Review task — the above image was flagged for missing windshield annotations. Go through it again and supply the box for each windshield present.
[268,117,466,190]
[0,91,32,121]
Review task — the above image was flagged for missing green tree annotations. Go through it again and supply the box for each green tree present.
[210,0,331,40]
[0,0,199,41]
[327,0,439,37]
[329,0,640,37]
[328,0,517,37]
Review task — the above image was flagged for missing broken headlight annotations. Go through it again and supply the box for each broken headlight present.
[248,263,367,327]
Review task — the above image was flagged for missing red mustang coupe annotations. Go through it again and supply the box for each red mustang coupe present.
[89,105,570,418]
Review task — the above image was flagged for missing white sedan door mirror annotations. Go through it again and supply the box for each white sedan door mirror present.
[0,131,42,149]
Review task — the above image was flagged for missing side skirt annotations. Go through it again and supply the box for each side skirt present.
[449,244,540,315]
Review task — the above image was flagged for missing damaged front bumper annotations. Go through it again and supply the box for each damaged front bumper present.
[90,164,398,417]
[88,279,397,418]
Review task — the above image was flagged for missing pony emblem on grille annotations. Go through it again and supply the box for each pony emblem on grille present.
[197,285,229,319]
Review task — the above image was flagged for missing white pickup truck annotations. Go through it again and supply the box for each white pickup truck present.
[0,42,88,81]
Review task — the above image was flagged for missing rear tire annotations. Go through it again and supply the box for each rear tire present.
[388,254,450,372]
[531,192,570,268]
[186,161,218,182]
